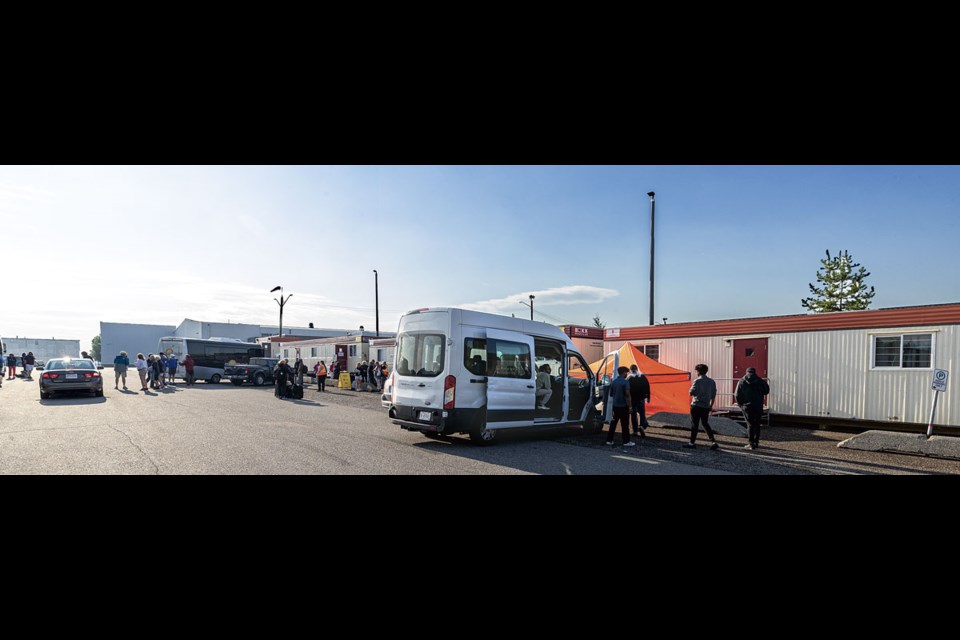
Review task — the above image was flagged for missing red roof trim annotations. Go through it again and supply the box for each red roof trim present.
[606,303,960,341]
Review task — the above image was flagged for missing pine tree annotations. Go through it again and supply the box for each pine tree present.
[592,314,606,329]
[801,250,876,312]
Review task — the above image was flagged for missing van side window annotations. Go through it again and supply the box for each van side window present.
[464,338,487,375]
[487,339,531,379]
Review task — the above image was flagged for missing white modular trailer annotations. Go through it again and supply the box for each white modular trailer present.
[605,303,960,428]
[274,336,370,374]
[388,307,601,444]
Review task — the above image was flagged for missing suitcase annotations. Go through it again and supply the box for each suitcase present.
[292,383,303,400]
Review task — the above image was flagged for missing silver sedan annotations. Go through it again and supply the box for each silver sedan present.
[40,358,104,399]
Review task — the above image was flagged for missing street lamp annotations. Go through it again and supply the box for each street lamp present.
[647,191,656,326]
[270,285,292,338]
[519,294,535,321]
[373,270,379,337]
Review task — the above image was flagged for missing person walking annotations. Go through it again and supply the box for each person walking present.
[628,364,651,438]
[605,366,636,448]
[134,353,149,391]
[686,364,719,450]
[736,367,770,450]
[183,353,195,386]
[23,352,35,380]
[315,360,327,392]
[166,353,178,384]
[6,353,15,380]
[113,351,130,389]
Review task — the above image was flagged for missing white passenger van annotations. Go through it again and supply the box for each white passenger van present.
[388,307,602,444]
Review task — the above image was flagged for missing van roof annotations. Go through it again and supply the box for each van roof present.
[400,307,580,354]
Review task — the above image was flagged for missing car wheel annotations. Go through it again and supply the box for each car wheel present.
[469,424,497,445]
[96,388,103,397]
[231,380,243,386]
[209,374,221,384]
[253,373,266,386]
[40,391,50,400]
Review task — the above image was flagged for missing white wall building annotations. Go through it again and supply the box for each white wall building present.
[1,337,82,362]
[604,303,960,429]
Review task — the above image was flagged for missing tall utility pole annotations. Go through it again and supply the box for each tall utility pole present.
[647,191,656,326]
[373,270,380,337]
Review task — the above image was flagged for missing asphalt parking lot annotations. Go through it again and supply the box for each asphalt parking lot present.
[2,371,959,475]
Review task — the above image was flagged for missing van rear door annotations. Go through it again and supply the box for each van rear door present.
[393,331,447,422]
[485,328,536,427]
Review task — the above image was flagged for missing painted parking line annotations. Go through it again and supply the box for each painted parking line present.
[612,455,661,465]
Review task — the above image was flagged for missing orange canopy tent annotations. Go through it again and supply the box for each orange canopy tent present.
[575,342,693,415]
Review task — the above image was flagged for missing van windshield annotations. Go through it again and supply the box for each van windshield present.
[396,333,445,377]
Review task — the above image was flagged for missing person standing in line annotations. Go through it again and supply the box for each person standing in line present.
[316,360,327,392]
[6,353,15,380]
[152,355,165,389]
[605,366,636,448]
[274,358,291,399]
[331,360,340,386]
[158,352,168,387]
[183,353,195,386]
[113,350,130,390]
[686,364,719,450]
[368,359,378,386]
[628,364,651,439]
[736,367,770,450]
[166,353,178,384]
[134,353,149,391]
[24,352,35,379]
[380,360,388,391]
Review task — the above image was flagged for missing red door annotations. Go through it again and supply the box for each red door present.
[335,344,348,372]
[733,338,768,381]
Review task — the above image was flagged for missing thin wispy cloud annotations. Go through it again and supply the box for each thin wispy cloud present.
[462,285,619,315]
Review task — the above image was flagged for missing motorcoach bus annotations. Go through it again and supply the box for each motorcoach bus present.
[158,337,264,384]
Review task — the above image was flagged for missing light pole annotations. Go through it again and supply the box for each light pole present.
[373,270,379,337]
[647,191,656,326]
[270,285,292,339]
[520,295,536,320]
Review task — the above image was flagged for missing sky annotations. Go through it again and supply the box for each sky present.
[2,165,959,352]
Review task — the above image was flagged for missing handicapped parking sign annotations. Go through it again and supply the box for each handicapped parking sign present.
[932,369,948,392]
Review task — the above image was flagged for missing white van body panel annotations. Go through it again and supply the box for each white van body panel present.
[390,307,596,440]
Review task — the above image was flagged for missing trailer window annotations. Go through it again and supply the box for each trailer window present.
[872,333,933,369]
[397,333,445,377]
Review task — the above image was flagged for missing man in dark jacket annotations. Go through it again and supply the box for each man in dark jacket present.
[736,367,770,450]
[274,359,292,399]
[628,364,651,438]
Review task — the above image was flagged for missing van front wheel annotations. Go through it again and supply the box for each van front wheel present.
[469,425,497,445]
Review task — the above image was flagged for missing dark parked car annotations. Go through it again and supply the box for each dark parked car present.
[224,357,279,386]
[39,357,103,399]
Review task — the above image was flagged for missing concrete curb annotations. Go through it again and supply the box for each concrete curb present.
[837,430,960,461]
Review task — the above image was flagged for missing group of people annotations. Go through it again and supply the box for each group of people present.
[113,351,194,391]
[354,359,388,392]
[604,364,652,447]
[605,363,769,451]
[4,352,36,382]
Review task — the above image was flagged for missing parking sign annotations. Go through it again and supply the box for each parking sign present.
[932,369,948,392]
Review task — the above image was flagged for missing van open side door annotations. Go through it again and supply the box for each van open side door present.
[485,328,536,427]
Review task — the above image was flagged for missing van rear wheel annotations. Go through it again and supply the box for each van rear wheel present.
[469,425,497,445]
[582,414,604,434]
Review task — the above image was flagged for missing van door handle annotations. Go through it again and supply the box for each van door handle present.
[527,385,535,389]
[417,383,426,387]
[470,378,487,384]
